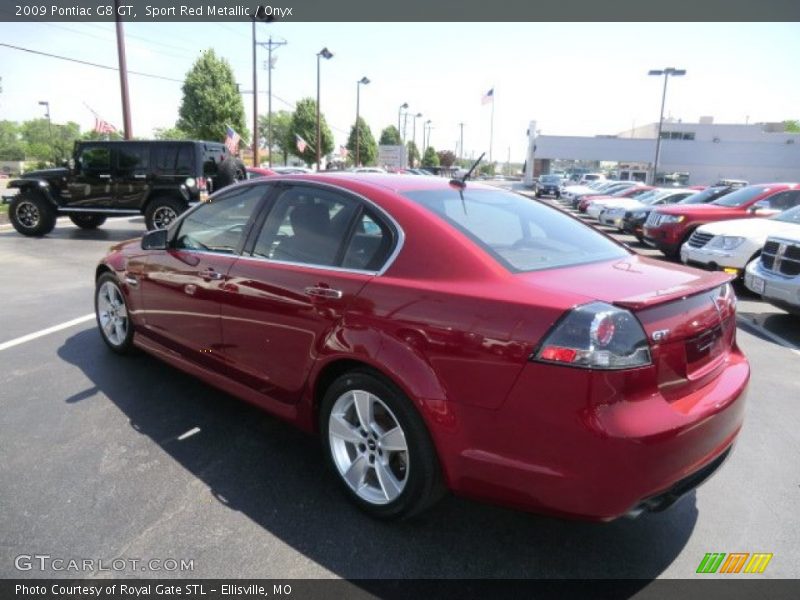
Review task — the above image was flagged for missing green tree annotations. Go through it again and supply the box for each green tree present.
[177,49,248,146]
[153,126,189,140]
[785,120,800,133]
[437,150,456,167]
[479,163,496,176]
[422,145,440,167]
[286,98,333,166]
[378,125,402,146]
[406,141,420,168]
[258,110,293,165]
[346,117,378,166]
[20,119,81,162]
[0,120,25,161]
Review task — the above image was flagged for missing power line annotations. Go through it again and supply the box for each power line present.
[0,42,183,83]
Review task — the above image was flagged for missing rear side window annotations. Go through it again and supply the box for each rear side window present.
[251,186,360,267]
[342,211,393,271]
[712,186,771,207]
[404,189,629,272]
[117,145,149,173]
[153,144,194,176]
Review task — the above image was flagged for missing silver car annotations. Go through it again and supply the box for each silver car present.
[744,233,800,315]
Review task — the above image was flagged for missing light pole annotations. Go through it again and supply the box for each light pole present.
[316,47,333,171]
[398,102,408,142]
[648,67,686,185]
[38,100,55,164]
[355,76,370,166]
[424,119,432,155]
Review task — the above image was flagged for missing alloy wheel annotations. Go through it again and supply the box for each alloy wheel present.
[152,206,178,229]
[96,281,128,347]
[328,389,409,505]
[15,201,40,229]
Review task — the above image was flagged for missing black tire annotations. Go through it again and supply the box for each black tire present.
[9,192,57,237]
[320,369,445,520]
[69,214,107,229]
[144,197,185,231]
[95,272,135,354]
[213,157,247,190]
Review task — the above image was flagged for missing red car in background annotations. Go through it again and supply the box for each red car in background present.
[578,185,654,212]
[95,174,747,521]
[246,167,279,179]
[644,183,800,257]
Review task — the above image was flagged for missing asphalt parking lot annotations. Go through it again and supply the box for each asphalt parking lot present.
[1,188,799,581]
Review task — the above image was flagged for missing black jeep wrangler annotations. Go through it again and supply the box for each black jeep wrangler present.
[7,140,246,236]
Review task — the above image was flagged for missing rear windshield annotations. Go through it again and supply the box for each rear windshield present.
[403,188,629,273]
[679,186,728,204]
[712,186,771,207]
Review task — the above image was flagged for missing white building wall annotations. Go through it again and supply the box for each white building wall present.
[534,135,800,184]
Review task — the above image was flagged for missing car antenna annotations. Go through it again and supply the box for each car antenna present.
[449,152,485,189]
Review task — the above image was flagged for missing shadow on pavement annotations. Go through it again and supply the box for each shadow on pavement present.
[58,328,698,581]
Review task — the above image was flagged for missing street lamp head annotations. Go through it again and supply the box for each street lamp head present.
[400,102,408,109]
[670,69,687,76]
[648,70,664,76]
[426,119,432,125]
[38,100,48,106]
[359,76,370,85]
[416,112,423,118]
[318,47,333,60]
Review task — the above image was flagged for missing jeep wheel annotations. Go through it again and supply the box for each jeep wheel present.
[9,193,57,237]
[145,197,185,230]
[69,214,107,229]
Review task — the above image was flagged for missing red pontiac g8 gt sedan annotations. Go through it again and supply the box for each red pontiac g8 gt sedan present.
[95,174,748,520]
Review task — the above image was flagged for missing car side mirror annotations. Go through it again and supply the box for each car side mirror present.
[141,228,169,250]
[749,200,769,213]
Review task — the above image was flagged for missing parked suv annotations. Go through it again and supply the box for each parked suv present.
[643,183,800,258]
[535,174,563,198]
[7,140,246,236]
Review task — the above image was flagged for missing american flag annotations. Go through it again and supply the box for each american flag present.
[295,134,308,153]
[94,117,117,134]
[481,88,494,105]
[224,126,241,154]
[339,145,349,157]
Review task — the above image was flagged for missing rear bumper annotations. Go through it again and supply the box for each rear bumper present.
[443,353,749,521]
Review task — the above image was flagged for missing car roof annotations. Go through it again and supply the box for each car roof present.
[263,172,499,194]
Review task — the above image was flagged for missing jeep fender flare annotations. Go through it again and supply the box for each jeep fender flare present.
[8,179,59,209]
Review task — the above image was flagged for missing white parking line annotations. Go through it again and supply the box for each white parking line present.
[0,314,95,352]
[736,316,800,357]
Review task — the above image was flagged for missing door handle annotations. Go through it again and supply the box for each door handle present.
[99,174,112,179]
[304,286,343,300]
[134,174,147,179]
[200,268,224,281]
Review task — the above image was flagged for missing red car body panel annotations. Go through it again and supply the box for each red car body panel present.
[644,183,800,255]
[98,174,748,520]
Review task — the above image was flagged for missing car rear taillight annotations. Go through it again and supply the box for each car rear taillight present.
[533,302,651,370]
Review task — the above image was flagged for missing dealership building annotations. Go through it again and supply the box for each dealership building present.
[524,117,800,185]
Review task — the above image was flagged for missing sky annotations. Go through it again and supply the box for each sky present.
[1,22,799,162]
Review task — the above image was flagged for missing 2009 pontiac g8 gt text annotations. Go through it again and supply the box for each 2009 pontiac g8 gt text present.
[95,174,748,520]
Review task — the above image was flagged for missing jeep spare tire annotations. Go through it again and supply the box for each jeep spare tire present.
[214,157,247,190]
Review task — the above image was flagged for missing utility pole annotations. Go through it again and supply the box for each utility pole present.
[114,0,132,139]
[458,122,464,163]
[263,36,286,167]
[251,21,259,166]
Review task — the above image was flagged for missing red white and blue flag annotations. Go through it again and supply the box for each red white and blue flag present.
[481,88,494,105]
[224,126,241,154]
[94,117,117,134]
[339,145,348,157]
[296,134,308,153]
